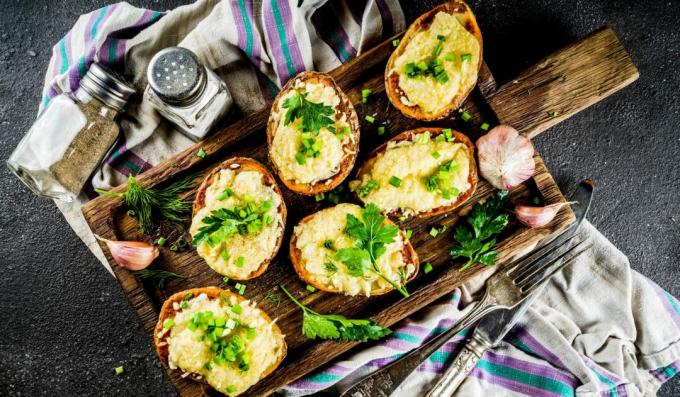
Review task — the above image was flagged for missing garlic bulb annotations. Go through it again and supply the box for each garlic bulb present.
[515,202,574,228]
[476,125,535,189]
[95,235,159,270]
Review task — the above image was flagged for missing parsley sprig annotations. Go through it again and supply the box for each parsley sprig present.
[192,197,273,247]
[282,89,335,134]
[96,174,196,234]
[334,204,410,297]
[450,190,510,271]
[280,286,391,342]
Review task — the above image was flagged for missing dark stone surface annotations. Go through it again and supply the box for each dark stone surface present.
[0,0,677,396]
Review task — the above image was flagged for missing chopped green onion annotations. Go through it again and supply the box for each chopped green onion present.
[532,197,541,205]
[156,237,167,246]
[180,301,189,309]
[437,34,446,41]
[365,115,375,123]
[235,283,246,295]
[432,151,441,159]
[231,303,243,314]
[361,88,371,103]
[114,366,124,376]
[404,229,413,239]
[461,111,471,122]
[480,122,490,131]
[547,111,557,118]
[163,318,175,329]
[460,53,472,62]
[217,188,234,201]
[445,52,455,61]
[183,293,193,300]
[323,239,336,250]
[423,263,433,274]
[429,227,440,238]
[377,126,386,136]
[196,148,206,159]
[295,153,306,165]
[389,176,402,188]
[392,39,400,47]
[222,276,230,284]
[432,43,443,57]
[220,250,230,262]
[398,216,408,222]
[204,362,212,371]
[306,285,317,292]
[315,193,325,202]
[227,385,237,394]
[236,256,245,268]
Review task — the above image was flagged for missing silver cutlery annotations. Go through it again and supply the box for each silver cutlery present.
[339,180,594,397]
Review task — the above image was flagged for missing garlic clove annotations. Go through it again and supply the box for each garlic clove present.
[515,202,574,228]
[95,235,159,270]
[476,125,535,190]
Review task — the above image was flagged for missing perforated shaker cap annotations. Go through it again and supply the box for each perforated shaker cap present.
[80,63,135,111]
[147,47,206,105]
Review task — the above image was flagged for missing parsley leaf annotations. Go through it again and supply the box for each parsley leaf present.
[334,247,371,277]
[192,197,273,247]
[281,286,391,342]
[450,190,510,271]
[282,89,335,135]
[335,203,408,297]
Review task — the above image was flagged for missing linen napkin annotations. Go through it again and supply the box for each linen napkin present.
[35,1,680,396]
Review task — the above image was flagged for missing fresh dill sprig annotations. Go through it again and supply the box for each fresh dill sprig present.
[134,269,185,288]
[96,174,197,234]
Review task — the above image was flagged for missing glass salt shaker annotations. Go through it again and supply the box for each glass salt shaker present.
[7,63,135,202]
[144,47,234,141]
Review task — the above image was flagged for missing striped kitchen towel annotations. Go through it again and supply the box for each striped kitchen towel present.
[35,1,680,396]
[39,0,404,269]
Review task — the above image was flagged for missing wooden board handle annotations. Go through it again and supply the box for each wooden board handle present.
[482,26,639,138]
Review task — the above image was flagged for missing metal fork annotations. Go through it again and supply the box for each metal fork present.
[339,237,590,397]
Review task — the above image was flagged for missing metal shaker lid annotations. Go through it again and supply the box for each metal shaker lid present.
[147,47,206,105]
[80,63,136,111]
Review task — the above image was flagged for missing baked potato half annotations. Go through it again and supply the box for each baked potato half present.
[154,288,286,396]
[267,71,360,195]
[290,203,419,297]
[190,157,286,280]
[351,127,478,219]
[385,0,482,120]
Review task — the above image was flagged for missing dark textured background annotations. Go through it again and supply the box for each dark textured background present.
[1,0,678,396]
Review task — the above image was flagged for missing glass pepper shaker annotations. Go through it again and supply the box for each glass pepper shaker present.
[7,63,135,202]
[144,47,234,141]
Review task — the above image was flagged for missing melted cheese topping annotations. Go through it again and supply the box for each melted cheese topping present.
[294,203,415,296]
[392,11,481,114]
[165,293,284,396]
[190,168,283,279]
[354,132,471,215]
[269,80,355,184]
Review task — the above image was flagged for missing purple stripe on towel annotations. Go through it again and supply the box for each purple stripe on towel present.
[512,325,569,371]
[375,0,394,39]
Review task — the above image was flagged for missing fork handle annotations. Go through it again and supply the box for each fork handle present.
[425,336,490,397]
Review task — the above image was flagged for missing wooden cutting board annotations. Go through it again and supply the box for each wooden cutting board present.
[82,25,637,396]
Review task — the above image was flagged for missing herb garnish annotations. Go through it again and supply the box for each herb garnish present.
[334,203,409,297]
[192,197,273,247]
[96,174,196,234]
[424,160,460,199]
[450,190,510,271]
[280,285,391,341]
[282,89,335,134]
[357,180,379,197]
[187,309,252,370]
[264,292,282,306]
[134,269,184,288]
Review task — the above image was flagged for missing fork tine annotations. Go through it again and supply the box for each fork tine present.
[505,221,580,276]
[507,233,579,278]
[513,237,586,286]
[519,242,592,294]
